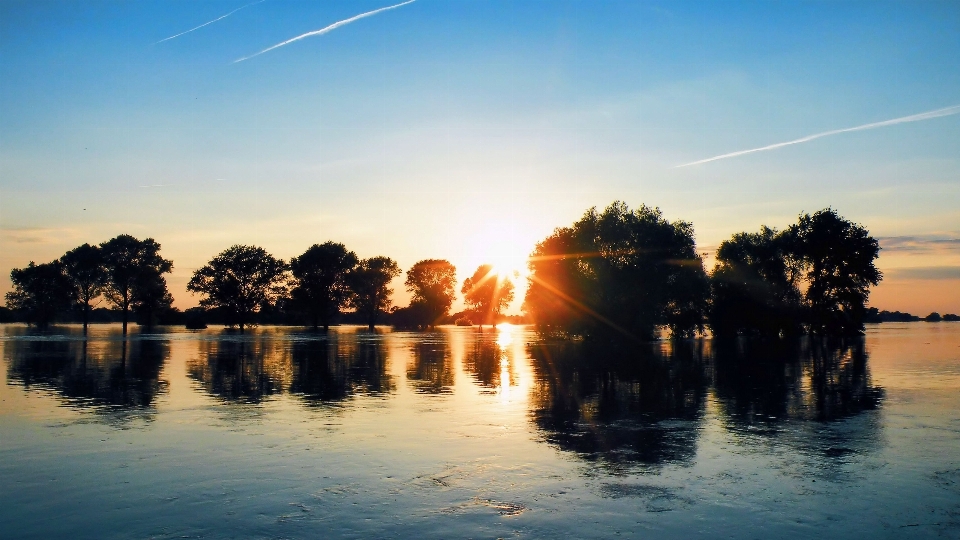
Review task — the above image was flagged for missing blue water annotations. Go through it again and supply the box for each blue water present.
[1,323,958,539]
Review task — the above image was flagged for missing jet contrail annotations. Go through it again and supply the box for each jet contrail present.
[676,104,960,168]
[156,0,266,44]
[233,0,416,63]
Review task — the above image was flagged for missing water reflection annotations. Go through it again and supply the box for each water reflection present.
[5,332,168,424]
[289,335,393,404]
[407,337,453,394]
[188,337,289,403]
[712,337,884,462]
[528,340,708,470]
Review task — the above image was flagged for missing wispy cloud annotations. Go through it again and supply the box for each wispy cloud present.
[879,235,960,253]
[233,0,416,63]
[155,0,266,44]
[676,104,960,168]
[887,266,960,280]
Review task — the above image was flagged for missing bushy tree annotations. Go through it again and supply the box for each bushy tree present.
[187,245,288,332]
[523,201,709,340]
[709,226,802,337]
[461,264,515,328]
[5,261,74,329]
[347,256,401,330]
[100,235,173,334]
[60,243,107,333]
[405,259,457,328]
[789,209,881,335]
[289,242,358,330]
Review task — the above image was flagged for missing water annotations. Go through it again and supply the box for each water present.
[1,323,958,539]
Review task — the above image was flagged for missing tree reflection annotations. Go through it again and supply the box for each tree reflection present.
[527,340,708,470]
[289,335,393,404]
[6,335,168,424]
[188,337,287,403]
[406,339,453,394]
[462,336,503,391]
[712,337,884,460]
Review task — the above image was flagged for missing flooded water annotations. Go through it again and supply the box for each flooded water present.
[2,323,959,539]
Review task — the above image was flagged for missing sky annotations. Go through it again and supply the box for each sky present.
[1,0,958,315]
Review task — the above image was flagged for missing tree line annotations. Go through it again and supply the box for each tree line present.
[4,239,514,333]
[5,201,897,337]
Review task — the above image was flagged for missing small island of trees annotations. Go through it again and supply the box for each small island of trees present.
[4,201,956,338]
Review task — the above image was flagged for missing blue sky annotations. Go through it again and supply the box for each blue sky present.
[2,0,958,313]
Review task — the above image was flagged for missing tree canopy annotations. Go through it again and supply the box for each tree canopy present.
[60,243,108,332]
[710,209,881,336]
[187,245,288,331]
[100,235,173,333]
[289,242,358,330]
[5,261,74,329]
[404,259,457,327]
[523,201,709,340]
[347,256,401,330]
[461,264,515,327]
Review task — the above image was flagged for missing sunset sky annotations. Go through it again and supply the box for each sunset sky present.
[1,0,958,315]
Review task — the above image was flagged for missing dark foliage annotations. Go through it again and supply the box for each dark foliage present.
[100,235,173,333]
[346,256,401,330]
[60,243,108,332]
[403,259,457,328]
[523,201,709,340]
[186,245,288,332]
[289,242,358,330]
[5,261,75,328]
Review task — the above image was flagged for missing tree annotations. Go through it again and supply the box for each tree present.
[347,256,401,330]
[789,209,881,335]
[100,235,174,334]
[60,243,107,334]
[461,264,515,328]
[709,226,803,337]
[405,259,457,328]
[5,261,74,329]
[289,242,358,330]
[523,201,709,340]
[186,245,288,332]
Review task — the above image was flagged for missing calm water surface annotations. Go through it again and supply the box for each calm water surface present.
[1,323,959,539]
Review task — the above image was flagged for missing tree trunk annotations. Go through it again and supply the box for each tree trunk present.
[82,302,89,335]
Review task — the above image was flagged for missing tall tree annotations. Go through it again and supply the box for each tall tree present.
[5,261,74,329]
[789,209,882,335]
[523,201,709,340]
[347,256,401,331]
[709,226,803,337]
[461,264,515,328]
[405,259,457,328]
[187,245,288,332]
[60,243,108,334]
[289,242,359,330]
[100,235,173,334]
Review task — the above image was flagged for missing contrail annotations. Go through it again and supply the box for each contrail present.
[233,0,416,63]
[676,104,960,168]
[155,0,266,44]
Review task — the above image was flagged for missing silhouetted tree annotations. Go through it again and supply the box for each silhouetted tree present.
[133,270,175,327]
[523,201,709,340]
[100,235,173,334]
[710,226,803,337]
[347,256,401,330]
[5,261,74,328]
[60,243,108,333]
[789,209,882,335]
[461,264,515,328]
[289,242,358,330]
[187,245,288,332]
[405,259,457,328]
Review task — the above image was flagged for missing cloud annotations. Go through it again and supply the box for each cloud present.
[887,266,960,280]
[676,104,960,168]
[233,0,416,63]
[156,0,266,44]
[878,235,960,253]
